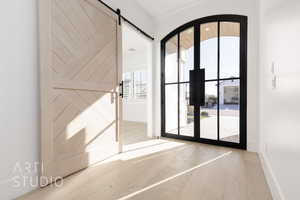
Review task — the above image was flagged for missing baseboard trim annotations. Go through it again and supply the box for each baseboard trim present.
[259,151,285,200]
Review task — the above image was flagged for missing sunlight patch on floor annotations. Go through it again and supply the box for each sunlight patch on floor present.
[123,139,172,152]
[92,139,185,167]
[121,139,185,161]
[117,151,233,200]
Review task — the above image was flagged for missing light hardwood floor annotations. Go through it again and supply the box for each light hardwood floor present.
[18,138,272,200]
[123,121,150,146]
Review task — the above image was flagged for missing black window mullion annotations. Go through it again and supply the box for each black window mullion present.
[194,25,200,69]
[165,81,190,85]
[217,21,220,141]
[161,40,166,136]
[177,34,180,136]
[240,18,247,149]
[194,24,200,139]
[205,77,240,82]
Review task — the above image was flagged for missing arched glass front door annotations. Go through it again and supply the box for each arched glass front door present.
[161,15,247,149]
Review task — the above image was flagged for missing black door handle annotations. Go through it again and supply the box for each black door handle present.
[119,81,124,98]
[189,69,205,106]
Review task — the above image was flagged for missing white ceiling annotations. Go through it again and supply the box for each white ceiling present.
[134,0,203,18]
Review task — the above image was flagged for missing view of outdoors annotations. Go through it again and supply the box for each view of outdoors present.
[165,22,240,143]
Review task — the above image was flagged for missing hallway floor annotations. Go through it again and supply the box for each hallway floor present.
[18,139,272,200]
[122,121,150,146]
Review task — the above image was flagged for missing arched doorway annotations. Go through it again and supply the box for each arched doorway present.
[161,15,247,149]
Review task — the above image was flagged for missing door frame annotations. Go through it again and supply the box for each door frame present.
[120,22,155,150]
[161,15,247,150]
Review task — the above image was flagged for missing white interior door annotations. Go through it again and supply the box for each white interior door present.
[39,0,122,183]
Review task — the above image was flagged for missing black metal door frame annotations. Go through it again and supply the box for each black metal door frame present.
[161,15,247,150]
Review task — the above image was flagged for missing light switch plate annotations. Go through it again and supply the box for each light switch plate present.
[272,75,277,89]
[271,62,275,74]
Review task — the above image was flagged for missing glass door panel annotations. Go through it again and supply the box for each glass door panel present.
[199,22,218,140]
[219,22,241,143]
[200,22,218,80]
[165,84,178,134]
[165,35,178,83]
[179,83,194,136]
[219,80,240,143]
[179,28,195,137]
[165,34,179,135]
[220,22,240,79]
[200,81,218,140]
[180,27,194,82]
[199,21,241,143]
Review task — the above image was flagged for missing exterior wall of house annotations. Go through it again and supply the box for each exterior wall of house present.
[219,80,240,105]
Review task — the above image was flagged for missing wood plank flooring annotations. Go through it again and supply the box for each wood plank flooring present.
[122,121,150,146]
[17,138,272,200]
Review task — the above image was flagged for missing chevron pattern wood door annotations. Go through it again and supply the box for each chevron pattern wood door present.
[39,0,122,182]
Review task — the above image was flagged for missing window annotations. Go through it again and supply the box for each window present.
[123,70,147,100]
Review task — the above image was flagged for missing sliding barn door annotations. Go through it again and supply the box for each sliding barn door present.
[39,0,122,182]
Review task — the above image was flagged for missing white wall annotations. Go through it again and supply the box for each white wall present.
[123,52,148,72]
[153,0,260,151]
[259,0,300,199]
[123,102,147,123]
[0,0,39,199]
